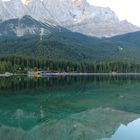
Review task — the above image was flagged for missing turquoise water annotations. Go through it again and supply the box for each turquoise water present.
[0,75,140,140]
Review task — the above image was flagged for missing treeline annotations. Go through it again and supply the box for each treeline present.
[0,56,140,73]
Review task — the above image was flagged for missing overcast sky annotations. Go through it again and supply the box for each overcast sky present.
[2,0,140,26]
[87,0,140,26]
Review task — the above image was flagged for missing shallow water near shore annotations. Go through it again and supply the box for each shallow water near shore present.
[0,75,140,140]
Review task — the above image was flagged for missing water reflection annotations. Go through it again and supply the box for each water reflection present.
[0,75,140,139]
[0,75,140,91]
[102,118,140,140]
[0,108,140,140]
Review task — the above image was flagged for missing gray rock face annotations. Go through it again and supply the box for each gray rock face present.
[5,0,27,18]
[0,0,14,20]
[0,0,139,37]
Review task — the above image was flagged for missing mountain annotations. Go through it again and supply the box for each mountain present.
[0,15,60,36]
[110,31,140,47]
[0,0,14,20]
[4,0,27,18]
[0,16,140,62]
[0,0,139,37]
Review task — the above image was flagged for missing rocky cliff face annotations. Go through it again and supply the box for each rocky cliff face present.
[0,0,139,37]
[0,0,14,20]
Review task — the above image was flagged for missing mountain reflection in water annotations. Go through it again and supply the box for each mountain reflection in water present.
[0,75,140,140]
[102,118,140,140]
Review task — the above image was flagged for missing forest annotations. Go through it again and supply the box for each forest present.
[0,55,140,73]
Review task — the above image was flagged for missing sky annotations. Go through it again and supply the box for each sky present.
[2,0,140,26]
[87,0,140,26]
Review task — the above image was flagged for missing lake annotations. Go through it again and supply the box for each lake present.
[0,75,140,140]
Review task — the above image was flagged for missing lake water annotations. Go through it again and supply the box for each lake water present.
[0,75,140,140]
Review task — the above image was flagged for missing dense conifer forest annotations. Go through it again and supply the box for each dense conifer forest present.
[0,30,140,73]
[0,56,140,73]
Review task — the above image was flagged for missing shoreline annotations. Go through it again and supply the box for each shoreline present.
[1,72,140,77]
[45,73,140,76]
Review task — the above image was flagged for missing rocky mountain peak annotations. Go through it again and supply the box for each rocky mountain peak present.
[0,0,139,37]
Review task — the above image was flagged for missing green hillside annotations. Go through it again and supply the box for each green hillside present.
[0,16,140,73]
[0,16,140,63]
[0,31,140,63]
